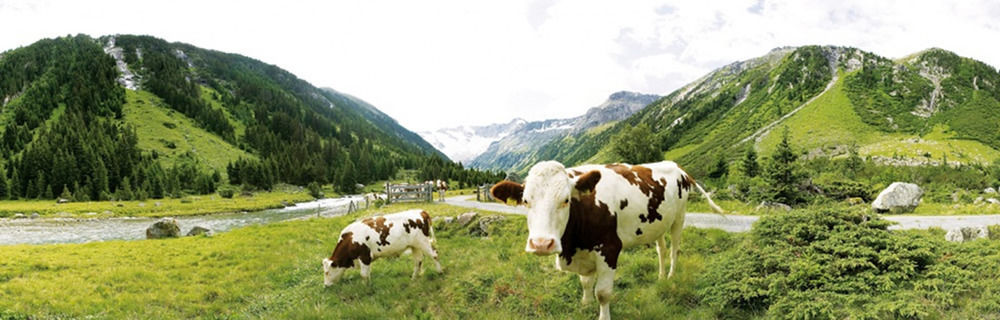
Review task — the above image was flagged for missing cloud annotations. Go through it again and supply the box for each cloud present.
[0,0,997,132]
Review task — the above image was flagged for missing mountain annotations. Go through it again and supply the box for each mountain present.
[0,34,452,200]
[525,46,1000,176]
[417,118,527,163]
[319,87,444,158]
[468,91,660,171]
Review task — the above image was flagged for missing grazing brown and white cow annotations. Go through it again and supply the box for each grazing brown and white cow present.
[490,160,723,320]
[322,209,442,286]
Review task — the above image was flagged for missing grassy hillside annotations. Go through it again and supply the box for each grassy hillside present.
[123,89,252,174]
[525,46,1000,179]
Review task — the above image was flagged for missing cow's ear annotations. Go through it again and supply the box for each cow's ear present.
[574,171,601,193]
[490,181,524,204]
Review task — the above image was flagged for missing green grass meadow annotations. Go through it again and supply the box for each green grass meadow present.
[0,202,732,319]
[0,189,314,218]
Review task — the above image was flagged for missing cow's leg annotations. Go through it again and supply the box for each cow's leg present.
[360,262,371,282]
[417,239,443,273]
[668,216,684,278]
[655,237,668,280]
[595,264,616,320]
[579,273,596,305]
[411,248,424,279]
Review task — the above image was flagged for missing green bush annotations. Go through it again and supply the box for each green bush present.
[217,188,235,199]
[306,182,323,199]
[697,208,996,319]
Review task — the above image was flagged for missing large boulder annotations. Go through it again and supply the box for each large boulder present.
[146,218,181,239]
[872,182,923,213]
[945,226,989,243]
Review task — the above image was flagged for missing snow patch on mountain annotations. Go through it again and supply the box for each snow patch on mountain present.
[417,119,527,163]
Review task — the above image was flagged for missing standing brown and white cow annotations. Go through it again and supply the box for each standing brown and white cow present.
[490,160,723,320]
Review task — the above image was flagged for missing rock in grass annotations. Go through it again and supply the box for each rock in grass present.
[756,201,791,212]
[12,213,26,219]
[470,215,506,237]
[30,213,40,219]
[187,226,213,237]
[872,182,923,214]
[146,218,181,239]
[456,212,478,226]
[945,226,989,242]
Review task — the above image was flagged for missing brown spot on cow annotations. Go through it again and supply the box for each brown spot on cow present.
[561,193,622,268]
[403,211,432,237]
[605,164,666,223]
[635,228,643,235]
[677,174,695,199]
[619,199,628,210]
[361,217,393,246]
[328,232,372,268]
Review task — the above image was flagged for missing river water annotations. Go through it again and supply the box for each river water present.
[0,196,364,245]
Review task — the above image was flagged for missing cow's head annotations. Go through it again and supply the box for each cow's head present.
[491,161,601,256]
[322,258,347,287]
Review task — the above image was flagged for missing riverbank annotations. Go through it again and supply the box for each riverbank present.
[0,196,364,245]
[0,190,315,219]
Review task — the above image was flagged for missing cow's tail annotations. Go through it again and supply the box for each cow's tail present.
[695,182,726,215]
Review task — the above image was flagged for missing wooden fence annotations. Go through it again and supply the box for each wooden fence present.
[476,184,495,202]
[385,183,434,204]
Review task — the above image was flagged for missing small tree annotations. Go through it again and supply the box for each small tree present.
[612,123,661,164]
[307,182,324,199]
[763,127,805,205]
[740,145,760,178]
[708,157,728,179]
[59,184,72,200]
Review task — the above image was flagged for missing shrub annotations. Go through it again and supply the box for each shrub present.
[217,188,235,199]
[307,182,323,199]
[697,208,989,319]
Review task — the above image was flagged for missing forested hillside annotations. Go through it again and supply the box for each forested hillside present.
[0,34,495,200]
[526,46,1000,177]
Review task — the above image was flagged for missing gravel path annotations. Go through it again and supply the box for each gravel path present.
[445,196,1000,232]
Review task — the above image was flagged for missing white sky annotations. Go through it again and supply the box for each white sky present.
[1,0,999,132]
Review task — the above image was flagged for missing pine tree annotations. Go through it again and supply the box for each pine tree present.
[763,127,804,205]
[741,145,760,178]
[708,157,728,179]
[59,184,72,200]
[0,164,8,200]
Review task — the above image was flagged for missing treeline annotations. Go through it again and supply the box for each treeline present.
[707,128,1000,206]
[415,156,505,189]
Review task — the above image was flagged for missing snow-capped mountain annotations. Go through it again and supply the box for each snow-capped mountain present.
[469,91,660,170]
[417,118,528,163]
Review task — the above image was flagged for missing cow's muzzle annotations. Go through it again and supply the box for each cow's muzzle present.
[526,237,559,255]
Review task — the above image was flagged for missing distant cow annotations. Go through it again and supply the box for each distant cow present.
[491,161,723,320]
[323,209,442,286]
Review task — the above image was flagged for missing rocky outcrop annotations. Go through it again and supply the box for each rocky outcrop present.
[146,218,181,239]
[872,182,923,213]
